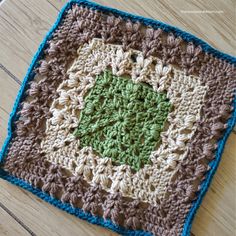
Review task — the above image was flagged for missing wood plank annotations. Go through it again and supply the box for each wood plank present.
[0,68,20,147]
[0,179,117,236]
[0,0,235,236]
[0,0,58,80]
[0,206,30,236]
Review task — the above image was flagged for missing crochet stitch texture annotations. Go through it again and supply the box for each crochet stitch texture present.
[0,1,235,236]
[75,71,171,171]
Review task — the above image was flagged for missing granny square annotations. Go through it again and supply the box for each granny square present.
[75,71,171,171]
[0,1,235,236]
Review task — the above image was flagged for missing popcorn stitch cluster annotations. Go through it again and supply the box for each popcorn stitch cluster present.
[1,2,235,236]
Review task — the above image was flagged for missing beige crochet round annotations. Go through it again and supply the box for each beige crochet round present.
[40,39,207,205]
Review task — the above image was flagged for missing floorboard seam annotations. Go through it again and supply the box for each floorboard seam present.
[46,0,60,12]
[0,201,37,236]
[0,64,22,85]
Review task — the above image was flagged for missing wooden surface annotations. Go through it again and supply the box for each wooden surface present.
[0,0,235,235]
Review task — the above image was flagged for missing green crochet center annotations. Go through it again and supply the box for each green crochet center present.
[74,71,171,171]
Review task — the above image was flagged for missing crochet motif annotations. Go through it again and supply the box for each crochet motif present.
[40,39,207,203]
[74,71,171,171]
[0,1,235,236]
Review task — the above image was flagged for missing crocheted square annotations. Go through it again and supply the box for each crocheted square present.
[0,1,235,236]
[75,71,171,171]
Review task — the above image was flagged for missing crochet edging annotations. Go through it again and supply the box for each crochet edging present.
[0,1,235,236]
[0,169,151,236]
[182,95,236,236]
[74,0,236,64]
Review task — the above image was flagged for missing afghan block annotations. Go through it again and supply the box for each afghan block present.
[0,1,235,236]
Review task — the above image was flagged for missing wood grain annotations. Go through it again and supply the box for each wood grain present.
[0,0,235,235]
[0,0,58,80]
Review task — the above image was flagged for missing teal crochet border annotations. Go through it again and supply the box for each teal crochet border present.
[0,1,235,235]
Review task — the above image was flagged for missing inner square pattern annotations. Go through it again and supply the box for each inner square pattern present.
[74,71,171,171]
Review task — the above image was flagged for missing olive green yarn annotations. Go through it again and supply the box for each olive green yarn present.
[74,71,171,171]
